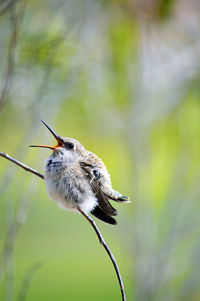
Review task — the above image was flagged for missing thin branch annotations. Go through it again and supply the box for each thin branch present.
[77,208,126,301]
[0,152,44,179]
[0,151,126,301]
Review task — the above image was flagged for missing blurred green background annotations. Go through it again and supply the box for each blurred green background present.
[0,0,200,300]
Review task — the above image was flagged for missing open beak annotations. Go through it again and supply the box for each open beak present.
[29,120,64,150]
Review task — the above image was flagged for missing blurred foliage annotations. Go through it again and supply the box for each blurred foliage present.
[0,0,200,300]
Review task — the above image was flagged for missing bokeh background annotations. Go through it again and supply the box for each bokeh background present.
[0,0,200,300]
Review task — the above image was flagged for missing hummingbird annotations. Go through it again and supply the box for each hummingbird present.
[30,121,130,224]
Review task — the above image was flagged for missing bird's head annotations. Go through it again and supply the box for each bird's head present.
[29,121,86,162]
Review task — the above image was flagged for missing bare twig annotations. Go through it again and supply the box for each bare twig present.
[0,152,44,179]
[0,151,126,301]
[77,208,126,301]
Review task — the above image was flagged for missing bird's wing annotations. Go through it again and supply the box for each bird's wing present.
[80,161,117,217]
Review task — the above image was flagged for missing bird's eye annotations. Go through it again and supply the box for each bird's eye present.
[93,169,100,179]
[65,142,74,150]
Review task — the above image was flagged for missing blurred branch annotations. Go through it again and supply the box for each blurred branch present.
[0,6,18,113]
[0,218,16,283]
[0,176,43,283]
[17,261,43,301]
[0,0,20,16]
[0,151,126,301]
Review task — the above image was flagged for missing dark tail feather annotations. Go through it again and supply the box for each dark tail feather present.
[91,206,117,225]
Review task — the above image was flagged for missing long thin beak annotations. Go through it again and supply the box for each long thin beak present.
[41,120,63,142]
[29,144,56,150]
[29,120,63,150]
